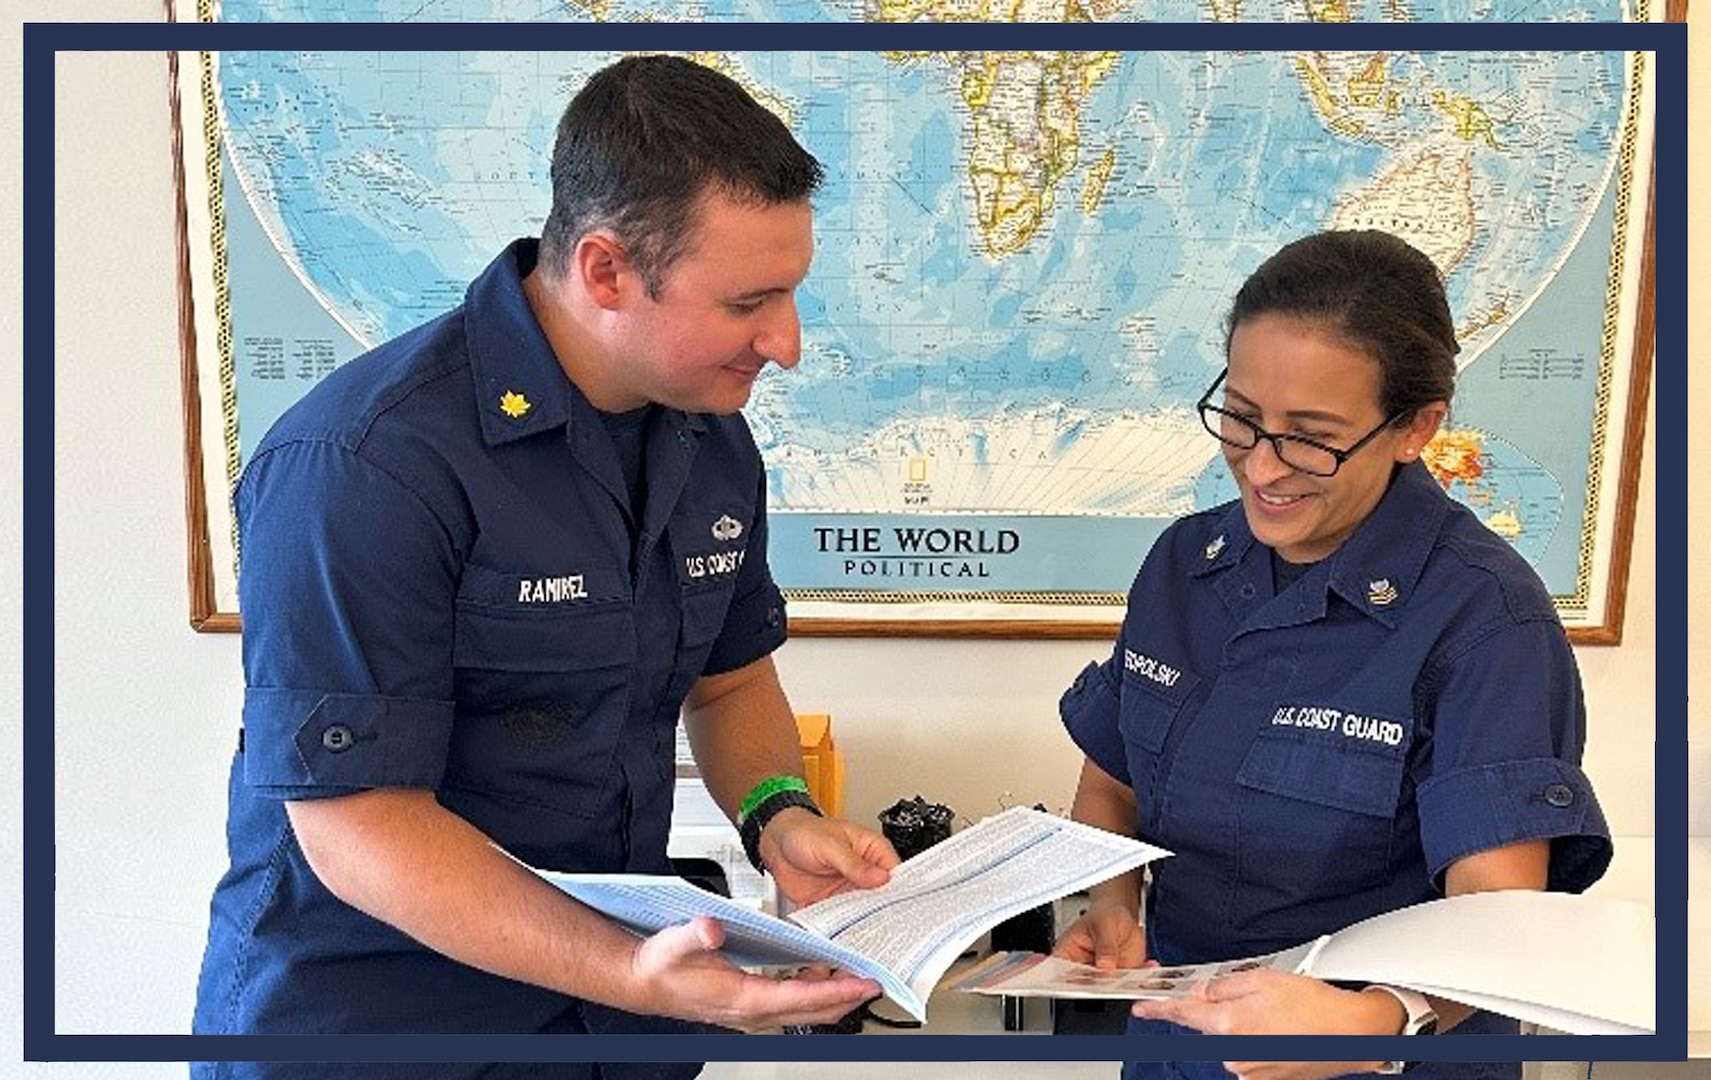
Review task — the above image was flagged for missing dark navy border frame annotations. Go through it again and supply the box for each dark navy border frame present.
[25,19,1686,1069]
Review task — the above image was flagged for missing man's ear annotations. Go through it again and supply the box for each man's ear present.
[572,232,632,311]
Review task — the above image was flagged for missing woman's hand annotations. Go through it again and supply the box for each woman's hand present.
[1052,895,1149,970]
[1131,969,1406,1080]
[1133,968,1405,1034]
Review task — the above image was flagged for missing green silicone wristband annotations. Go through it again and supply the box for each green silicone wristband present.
[739,775,810,821]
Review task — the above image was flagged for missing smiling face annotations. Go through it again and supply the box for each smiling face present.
[602,190,814,416]
[1221,313,1443,564]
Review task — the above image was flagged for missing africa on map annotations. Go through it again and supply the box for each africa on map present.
[179,38,1655,632]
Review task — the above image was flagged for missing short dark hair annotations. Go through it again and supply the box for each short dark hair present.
[1224,230,1459,423]
[538,54,824,298]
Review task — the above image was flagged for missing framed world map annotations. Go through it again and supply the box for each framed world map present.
[173,42,1659,641]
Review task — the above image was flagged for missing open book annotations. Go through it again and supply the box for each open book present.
[537,806,1170,1022]
[952,889,1654,1035]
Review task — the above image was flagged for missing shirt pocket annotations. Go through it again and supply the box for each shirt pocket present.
[650,585,731,748]
[446,563,636,821]
[1233,721,1409,900]
[664,510,748,684]
[1118,664,1201,816]
[667,506,755,593]
[676,585,728,664]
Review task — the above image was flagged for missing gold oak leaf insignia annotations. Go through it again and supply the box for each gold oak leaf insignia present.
[498,390,532,419]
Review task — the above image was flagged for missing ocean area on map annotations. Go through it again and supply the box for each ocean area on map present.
[201,46,1638,600]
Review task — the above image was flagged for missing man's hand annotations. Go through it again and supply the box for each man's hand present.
[681,655,897,908]
[758,807,898,906]
[287,788,877,1028]
[629,916,882,1031]
[1052,895,1148,970]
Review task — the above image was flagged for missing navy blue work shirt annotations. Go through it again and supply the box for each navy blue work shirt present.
[192,240,786,1073]
[1063,461,1612,1080]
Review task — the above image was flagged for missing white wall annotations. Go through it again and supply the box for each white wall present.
[2,11,1691,1080]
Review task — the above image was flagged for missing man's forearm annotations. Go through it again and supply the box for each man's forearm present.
[286,788,658,1014]
[681,655,806,823]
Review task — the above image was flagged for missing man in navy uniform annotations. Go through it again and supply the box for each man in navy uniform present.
[192,55,897,1077]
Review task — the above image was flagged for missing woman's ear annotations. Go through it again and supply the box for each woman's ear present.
[1395,401,1448,461]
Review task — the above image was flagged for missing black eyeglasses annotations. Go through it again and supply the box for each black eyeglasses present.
[1196,369,1403,478]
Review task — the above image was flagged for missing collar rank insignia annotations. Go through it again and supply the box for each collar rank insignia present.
[712,515,744,542]
[498,390,532,419]
[1204,534,1226,561]
[1367,578,1399,607]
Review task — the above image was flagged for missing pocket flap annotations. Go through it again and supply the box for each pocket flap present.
[1236,727,1406,818]
[454,596,633,673]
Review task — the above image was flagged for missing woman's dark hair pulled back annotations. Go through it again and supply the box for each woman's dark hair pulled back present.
[1225,230,1459,423]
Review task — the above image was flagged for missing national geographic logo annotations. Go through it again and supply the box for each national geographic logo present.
[814,525,1020,581]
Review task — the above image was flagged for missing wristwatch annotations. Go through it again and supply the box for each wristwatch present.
[1368,984,1437,1075]
[739,788,822,873]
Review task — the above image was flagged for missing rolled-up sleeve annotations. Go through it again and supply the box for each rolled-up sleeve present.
[1415,617,1612,891]
[242,690,456,790]
[236,439,459,800]
[1060,650,1130,788]
[702,470,788,676]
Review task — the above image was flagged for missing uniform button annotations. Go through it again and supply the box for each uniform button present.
[1239,584,1256,599]
[765,607,782,628]
[1543,783,1574,808]
[322,725,355,753]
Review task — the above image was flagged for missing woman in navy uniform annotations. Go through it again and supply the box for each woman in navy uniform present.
[191,56,897,1079]
[1055,230,1612,1080]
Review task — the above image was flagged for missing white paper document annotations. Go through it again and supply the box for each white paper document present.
[952,889,1653,1035]
[537,806,1171,1022]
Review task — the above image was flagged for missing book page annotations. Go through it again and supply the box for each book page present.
[954,891,1654,1035]
[1302,889,1654,1034]
[538,873,922,1016]
[1395,981,1652,1036]
[539,807,1169,1022]
[789,807,1170,1007]
[952,942,1318,1001]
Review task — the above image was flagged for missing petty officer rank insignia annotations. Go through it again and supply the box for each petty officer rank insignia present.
[1204,534,1226,561]
[498,390,532,419]
[1367,578,1399,606]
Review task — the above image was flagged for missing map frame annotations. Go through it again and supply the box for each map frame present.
[170,45,1659,644]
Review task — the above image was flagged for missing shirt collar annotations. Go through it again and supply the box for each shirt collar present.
[464,239,573,447]
[1324,459,1447,625]
[1189,460,1450,626]
[1190,499,1258,579]
[463,238,704,446]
